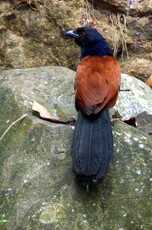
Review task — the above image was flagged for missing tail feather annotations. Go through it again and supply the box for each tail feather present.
[71,108,113,180]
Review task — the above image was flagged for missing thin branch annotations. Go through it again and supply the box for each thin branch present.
[110,13,128,59]
[119,89,131,92]
[0,114,27,142]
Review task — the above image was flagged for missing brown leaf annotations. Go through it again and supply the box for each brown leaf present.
[32,100,75,125]
[123,117,138,127]
[145,75,152,87]
[112,111,137,127]
[32,100,55,119]
[112,111,122,119]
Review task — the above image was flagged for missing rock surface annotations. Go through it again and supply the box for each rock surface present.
[0,67,152,229]
[115,74,152,117]
[114,73,152,134]
[0,0,152,82]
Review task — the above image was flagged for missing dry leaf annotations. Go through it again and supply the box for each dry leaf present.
[32,100,54,119]
[32,100,75,124]
[112,111,137,127]
[112,111,122,120]
[145,75,152,87]
[123,117,137,127]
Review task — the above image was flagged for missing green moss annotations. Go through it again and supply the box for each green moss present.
[0,87,22,136]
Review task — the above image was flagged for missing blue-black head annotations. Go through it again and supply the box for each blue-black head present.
[65,27,113,59]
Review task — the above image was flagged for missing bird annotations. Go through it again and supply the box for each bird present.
[65,27,121,181]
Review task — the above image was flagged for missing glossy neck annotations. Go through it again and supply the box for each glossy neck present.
[80,40,113,59]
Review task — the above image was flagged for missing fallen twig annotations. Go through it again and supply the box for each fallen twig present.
[0,114,27,142]
[119,89,131,92]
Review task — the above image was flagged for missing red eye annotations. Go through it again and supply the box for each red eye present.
[81,31,86,37]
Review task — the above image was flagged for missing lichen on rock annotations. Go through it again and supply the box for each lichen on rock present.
[0,66,152,229]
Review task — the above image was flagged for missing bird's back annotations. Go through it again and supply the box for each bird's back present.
[75,55,121,115]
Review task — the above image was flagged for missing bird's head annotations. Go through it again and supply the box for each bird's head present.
[65,27,113,59]
[65,27,102,46]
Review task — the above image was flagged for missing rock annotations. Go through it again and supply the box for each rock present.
[114,73,152,134]
[92,0,127,12]
[93,0,152,15]
[120,57,152,82]
[129,0,152,15]
[0,0,81,71]
[114,73,152,118]
[0,0,152,81]
[0,66,76,122]
[0,67,151,229]
[136,112,152,134]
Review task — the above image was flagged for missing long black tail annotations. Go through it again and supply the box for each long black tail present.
[71,108,113,180]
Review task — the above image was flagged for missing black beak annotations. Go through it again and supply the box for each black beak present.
[64,29,79,38]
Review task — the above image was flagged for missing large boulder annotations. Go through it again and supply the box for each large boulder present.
[0,67,151,229]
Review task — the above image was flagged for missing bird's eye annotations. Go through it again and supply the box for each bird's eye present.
[81,31,87,37]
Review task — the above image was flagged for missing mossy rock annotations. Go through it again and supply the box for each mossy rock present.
[0,66,152,229]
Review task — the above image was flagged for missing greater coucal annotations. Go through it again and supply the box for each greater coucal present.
[65,27,121,181]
